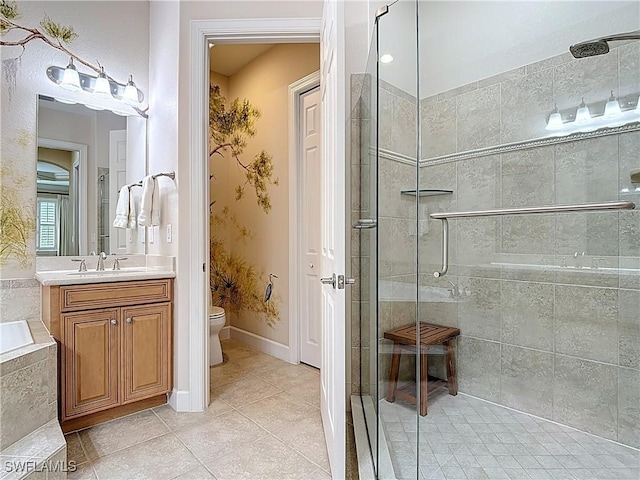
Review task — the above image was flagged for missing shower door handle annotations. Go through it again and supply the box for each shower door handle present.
[320,274,336,289]
[337,275,356,289]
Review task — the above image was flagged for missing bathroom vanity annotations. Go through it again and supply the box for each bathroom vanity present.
[36,262,175,433]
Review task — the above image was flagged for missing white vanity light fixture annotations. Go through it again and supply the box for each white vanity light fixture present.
[575,97,591,123]
[46,62,145,112]
[604,90,622,118]
[380,53,394,64]
[122,75,141,106]
[545,104,563,130]
[59,57,81,92]
[92,65,112,99]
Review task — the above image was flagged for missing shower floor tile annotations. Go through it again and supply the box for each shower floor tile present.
[380,392,639,480]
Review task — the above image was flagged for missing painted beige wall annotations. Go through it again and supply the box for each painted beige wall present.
[209,43,320,345]
[37,148,73,170]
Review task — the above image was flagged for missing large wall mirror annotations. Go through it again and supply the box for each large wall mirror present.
[36,96,147,256]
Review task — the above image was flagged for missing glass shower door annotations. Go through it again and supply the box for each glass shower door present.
[416,1,640,480]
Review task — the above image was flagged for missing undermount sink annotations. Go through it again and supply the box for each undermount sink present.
[67,268,148,276]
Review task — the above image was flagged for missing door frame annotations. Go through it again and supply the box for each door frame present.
[37,138,88,255]
[187,18,322,412]
[288,71,321,364]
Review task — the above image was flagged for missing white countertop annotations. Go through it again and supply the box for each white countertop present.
[35,267,176,286]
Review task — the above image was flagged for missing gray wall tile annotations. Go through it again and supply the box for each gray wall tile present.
[618,42,640,99]
[555,285,618,364]
[502,216,554,255]
[457,155,501,211]
[618,367,640,448]
[619,289,640,369]
[555,136,618,204]
[456,84,501,152]
[421,97,457,159]
[501,346,553,418]
[553,53,618,113]
[501,281,554,351]
[457,336,501,402]
[555,212,619,257]
[501,69,554,143]
[553,355,618,441]
[458,277,501,342]
[501,147,554,208]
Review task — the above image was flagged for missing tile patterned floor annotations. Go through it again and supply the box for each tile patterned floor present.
[381,391,640,480]
[66,339,330,480]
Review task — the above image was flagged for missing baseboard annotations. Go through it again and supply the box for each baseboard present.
[228,326,290,362]
[220,325,231,340]
[168,389,192,412]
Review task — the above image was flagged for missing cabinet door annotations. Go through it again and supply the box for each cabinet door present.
[62,309,120,420]
[121,303,172,403]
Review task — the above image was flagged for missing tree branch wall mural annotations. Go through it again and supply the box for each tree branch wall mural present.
[209,85,280,327]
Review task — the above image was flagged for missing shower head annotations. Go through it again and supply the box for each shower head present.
[570,30,640,58]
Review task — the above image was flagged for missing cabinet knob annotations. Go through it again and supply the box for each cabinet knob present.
[125,317,132,324]
[110,319,117,325]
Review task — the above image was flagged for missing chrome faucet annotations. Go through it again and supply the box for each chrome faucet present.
[447,280,461,297]
[112,257,128,271]
[96,252,107,271]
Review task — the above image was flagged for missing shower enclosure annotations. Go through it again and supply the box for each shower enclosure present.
[352,1,640,479]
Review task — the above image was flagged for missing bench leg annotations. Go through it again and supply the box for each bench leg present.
[445,339,458,396]
[386,343,401,403]
[419,351,428,416]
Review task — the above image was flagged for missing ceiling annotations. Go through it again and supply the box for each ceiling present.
[210,44,276,77]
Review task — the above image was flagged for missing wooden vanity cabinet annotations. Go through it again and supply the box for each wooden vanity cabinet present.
[42,278,173,430]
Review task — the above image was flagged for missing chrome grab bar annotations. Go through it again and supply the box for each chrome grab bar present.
[430,201,636,278]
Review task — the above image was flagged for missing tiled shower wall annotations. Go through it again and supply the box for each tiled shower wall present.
[419,43,640,448]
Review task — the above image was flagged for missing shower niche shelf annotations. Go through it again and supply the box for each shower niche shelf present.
[401,189,453,197]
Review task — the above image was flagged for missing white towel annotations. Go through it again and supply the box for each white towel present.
[113,185,131,229]
[137,175,160,227]
[127,189,138,229]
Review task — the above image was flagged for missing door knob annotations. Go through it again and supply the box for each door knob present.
[125,317,132,323]
[309,263,314,269]
[320,273,336,288]
[110,319,117,325]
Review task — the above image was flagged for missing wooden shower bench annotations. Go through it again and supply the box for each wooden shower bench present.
[384,322,460,416]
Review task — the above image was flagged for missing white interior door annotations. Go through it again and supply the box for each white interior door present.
[300,86,322,369]
[109,130,127,254]
[320,1,346,478]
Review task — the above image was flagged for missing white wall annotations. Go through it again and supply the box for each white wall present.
[376,0,640,97]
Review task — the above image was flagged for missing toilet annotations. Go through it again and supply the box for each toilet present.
[209,306,226,366]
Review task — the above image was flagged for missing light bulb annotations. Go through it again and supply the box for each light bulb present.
[59,57,81,92]
[575,97,591,123]
[93,66,112,99]
[122,75,140,105]
[604,90,622,118]
[380,54,394,64]
[546,104,563,130]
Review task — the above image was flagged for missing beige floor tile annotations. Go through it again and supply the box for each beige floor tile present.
[169,465,215,480]
[232,352,288,376]
[91,433,199,480]
[285,376,321,408]
[65,433,87,465]
[210,361,251,388]
[238,392,317,432]
[79,410,169,460]
[216,374,282,408]
[272,412,330,472]
[67,462,97,480]
[175,410,269,464]
[259,362,320,391]
[220,339,256,361]
[153,399,232,432]
[204,434,320,480]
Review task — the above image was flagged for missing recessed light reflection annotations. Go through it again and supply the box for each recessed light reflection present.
[380,54,394,64]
